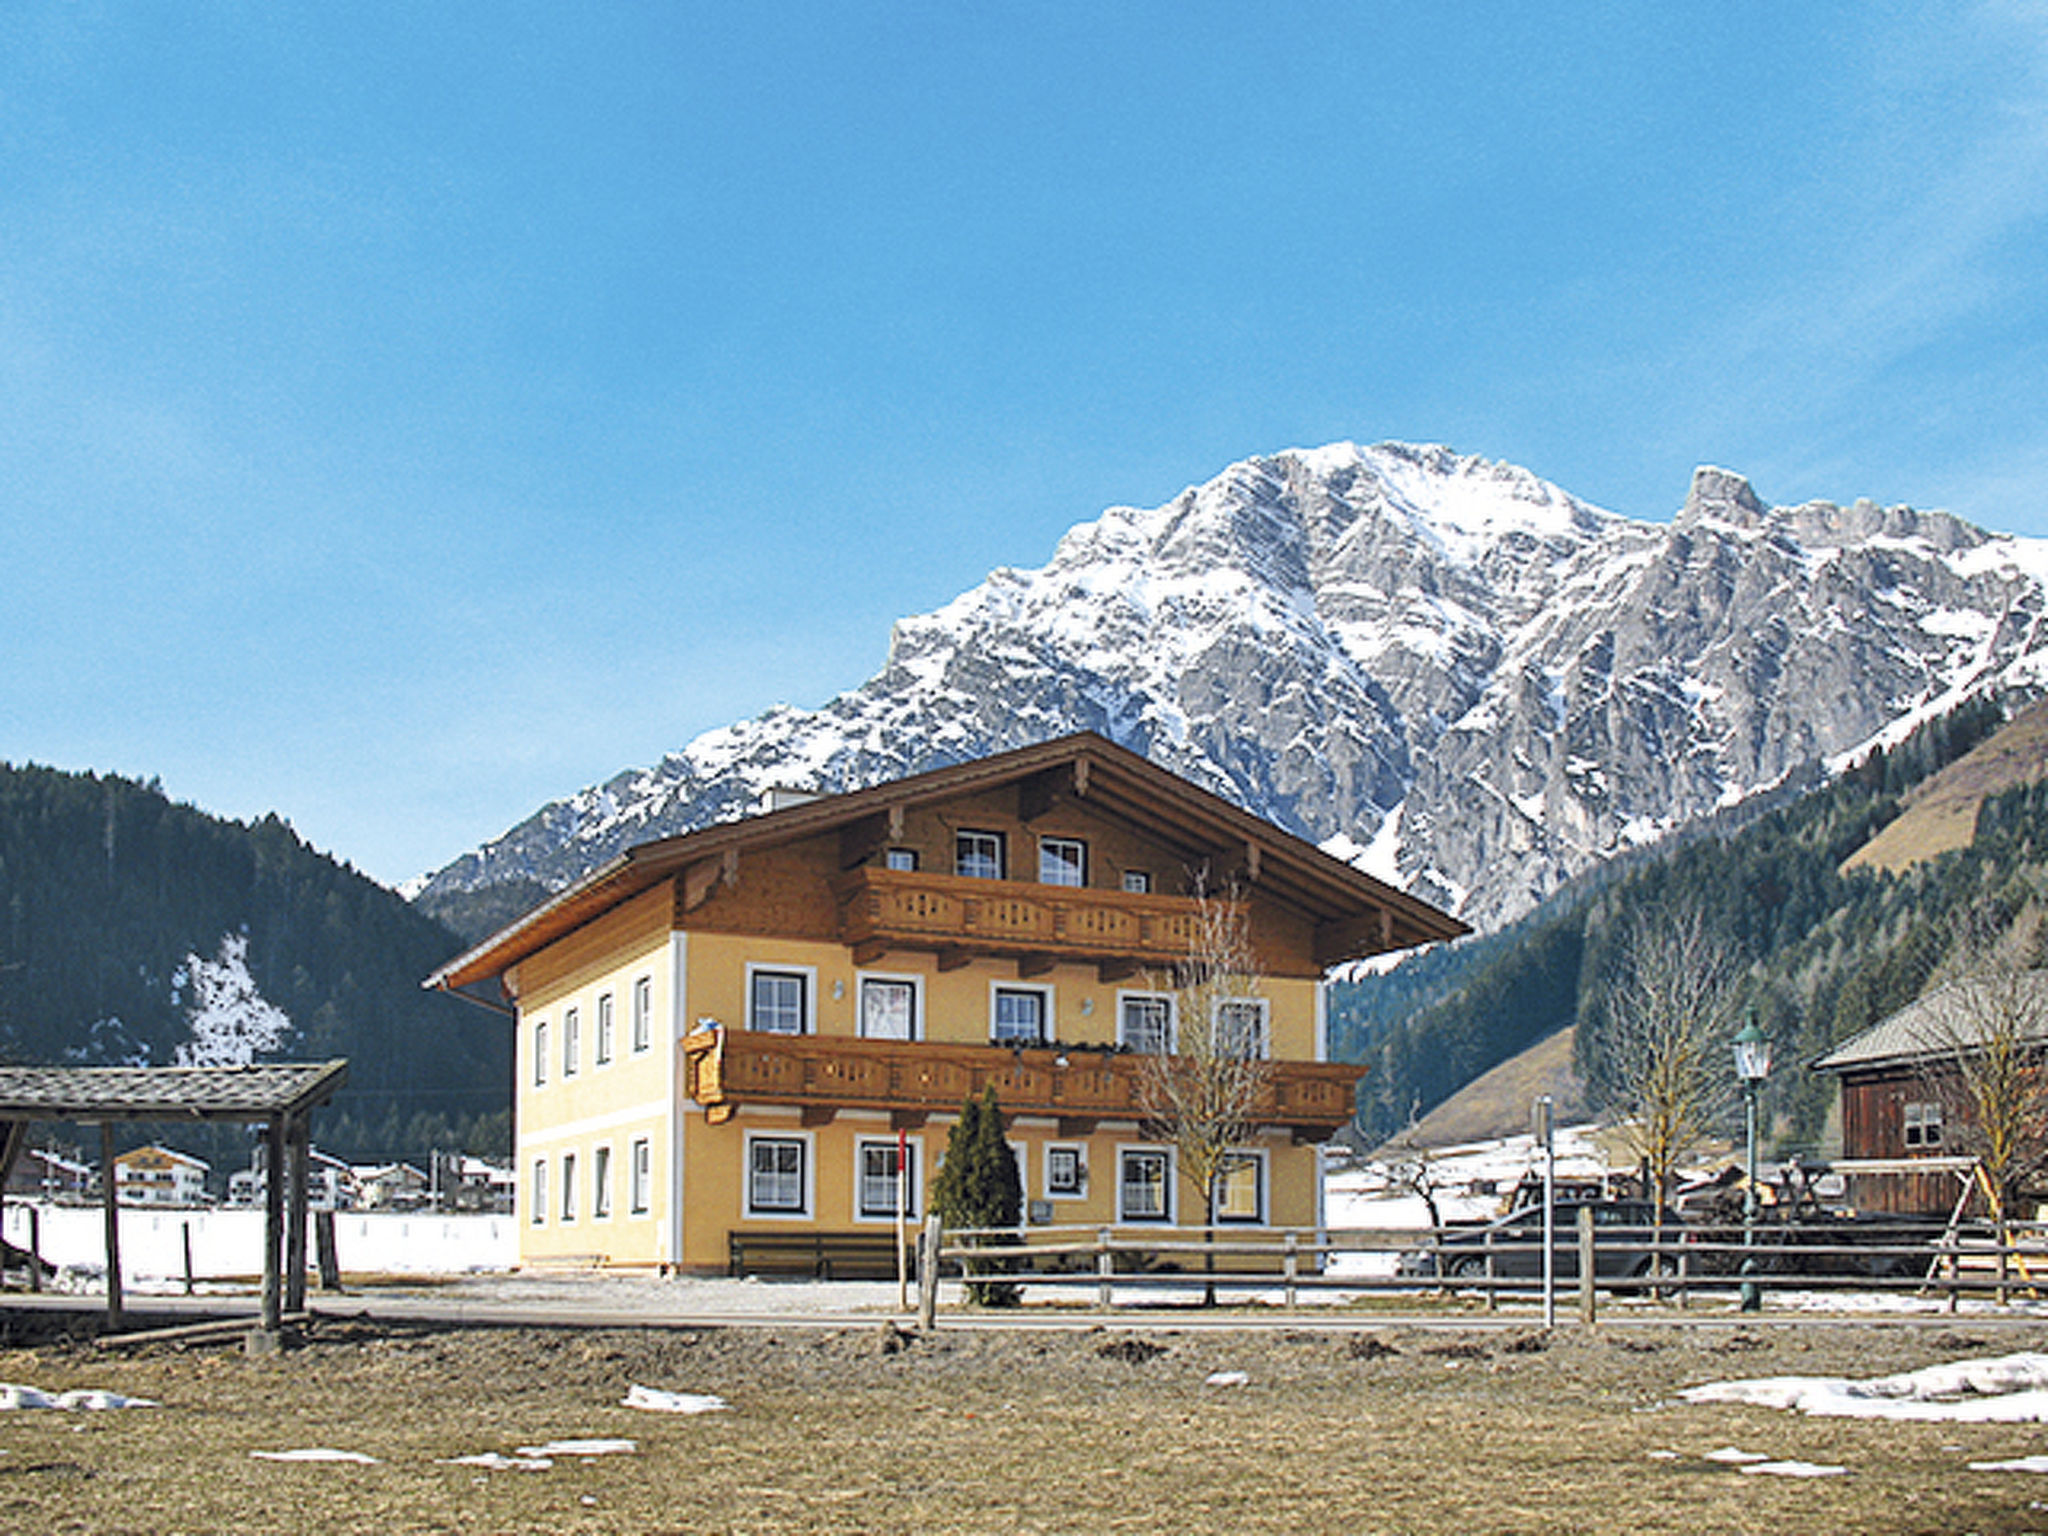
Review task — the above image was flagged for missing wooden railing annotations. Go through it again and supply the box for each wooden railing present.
[680,1027,1364,1132]
[832,867,1212,969]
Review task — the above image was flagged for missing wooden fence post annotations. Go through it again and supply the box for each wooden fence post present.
[917,1214,940,1331]
[1577,1204,1597,1326]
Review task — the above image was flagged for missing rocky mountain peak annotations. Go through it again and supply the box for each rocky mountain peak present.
[1678,466,1770,530]
[413,442,2048,944]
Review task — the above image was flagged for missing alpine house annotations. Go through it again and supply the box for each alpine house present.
[427,733,1465,1273]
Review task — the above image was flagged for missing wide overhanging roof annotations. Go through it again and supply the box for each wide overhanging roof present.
[0,1061,350,1123]
[428,731,1468,993]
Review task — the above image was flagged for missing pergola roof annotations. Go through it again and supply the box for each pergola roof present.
[0,1061,349,1124]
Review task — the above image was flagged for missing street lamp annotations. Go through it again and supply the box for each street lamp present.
[1733,1010,1772,1313]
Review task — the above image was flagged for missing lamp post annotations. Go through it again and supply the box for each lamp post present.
[1733,1010,1772,1314]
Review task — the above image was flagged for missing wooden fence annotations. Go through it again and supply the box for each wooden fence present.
[916,1214,2048,1323]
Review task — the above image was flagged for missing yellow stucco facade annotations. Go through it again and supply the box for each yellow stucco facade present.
[433,735,1465,1273]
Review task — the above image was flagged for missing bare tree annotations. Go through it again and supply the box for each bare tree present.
[1136,878,1271,1303]
[1595,904,1743,1213]
[1911,918,2048,1226]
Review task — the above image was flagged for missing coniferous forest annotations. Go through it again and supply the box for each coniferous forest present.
[1333,695,2029,1151]
[0,764,510,1171]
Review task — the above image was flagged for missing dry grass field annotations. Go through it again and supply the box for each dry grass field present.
[4,1311,2048,1534]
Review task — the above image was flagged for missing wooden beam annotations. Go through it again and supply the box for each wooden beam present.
[1097,958,1142,985]
[852,939,891,966]
[889,1109,929,1130]
[935,947,971,973]
[839,807,902,870]
[260,1118,285,1335]
[1017,766,1071,822]
[1016,953,1056,979]
[1057,1116,1097,1139]
[100,1123,123,1333]
[682,856,722,912]
[284,1114,310,1314]
[800,1105,838,1128]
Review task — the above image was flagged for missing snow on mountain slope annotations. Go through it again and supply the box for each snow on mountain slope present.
[414,441,2048,937]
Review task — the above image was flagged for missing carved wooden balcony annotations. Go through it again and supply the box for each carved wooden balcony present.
[833,867,1213,978]
[680,1027,1365,1138]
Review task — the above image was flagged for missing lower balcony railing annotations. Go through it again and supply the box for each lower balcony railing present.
[680,1026,1364,1135]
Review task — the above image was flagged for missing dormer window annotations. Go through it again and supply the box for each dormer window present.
[885,847,919,872]
[956,829,1005,880]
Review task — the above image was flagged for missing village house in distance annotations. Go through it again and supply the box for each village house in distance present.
[428,734,1466,1273]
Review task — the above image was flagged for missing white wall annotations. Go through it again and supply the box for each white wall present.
[1,1202,516,1288]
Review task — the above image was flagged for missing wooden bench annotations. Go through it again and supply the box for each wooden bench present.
[726,1230,915,1281]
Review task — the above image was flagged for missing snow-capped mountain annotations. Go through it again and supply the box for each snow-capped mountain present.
[414,441,2048,938]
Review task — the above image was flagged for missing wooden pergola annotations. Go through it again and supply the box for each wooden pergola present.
[0,1061,349,1336]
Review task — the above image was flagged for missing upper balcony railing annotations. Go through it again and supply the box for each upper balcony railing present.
[680,1026,1364,1135]
[833,866,1211,971]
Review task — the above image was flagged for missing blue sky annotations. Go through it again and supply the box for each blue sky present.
[6,3,2048,888]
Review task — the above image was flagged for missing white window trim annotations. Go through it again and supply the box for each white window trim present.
[530,1158,547,1226]
[743,1129,815,1219]
[1214,996,1271,1060]
[1043,1141,1088,1201]
[1117,1144,1175,1224]
[956,828,1006,880]
[559,1152,578,1224]
[990,980,1056,1046]
[852,1135,923,1224]
[1211,1148,1269,1226]
[1038,835,1087,887]
[631,974,654,1055]
[629,1135,652,1215]
[1117,990,1177,1054]
[595,993,615,1068]
[591,1142,614,1221]
[532,1020,549,1087]
[745,962,818,1036]
[856,971,925,1042]
[563,1006,581,1078]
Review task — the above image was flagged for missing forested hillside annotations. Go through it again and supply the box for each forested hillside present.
[1336,696,2025,1149]
[0,764,510,1166]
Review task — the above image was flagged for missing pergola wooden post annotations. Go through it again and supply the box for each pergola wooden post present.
[0,1062,349,1338]
[100,1122,123,1331]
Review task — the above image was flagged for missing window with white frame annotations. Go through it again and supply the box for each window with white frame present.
[746,1135,809,1216]
[563,1007,581,1077]
[856,1138,919,1220]
[1119,993,1174,1054]
[956,829,1005,880]
[592,1144,613,1219]
[629,1137,651,1215]
[1211,1150,1266,1224]
[1045,1143,1087,1198]
[1118,1147,1172,1222]
[992,984,1050,1045]
[1904,1100,1944,1149]
[859,975,919,1040]
[595,993,614,1066]
[530,1158,547,1225]
[748,968,811,1035]
[631,975,653,1054]
[1121,869,1152,894]
[560,1152,577,1222]
[1214,998,1269,1059]
[885,847,919,872]
[532,1021,548,1087]
[1038,836,1086,887]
